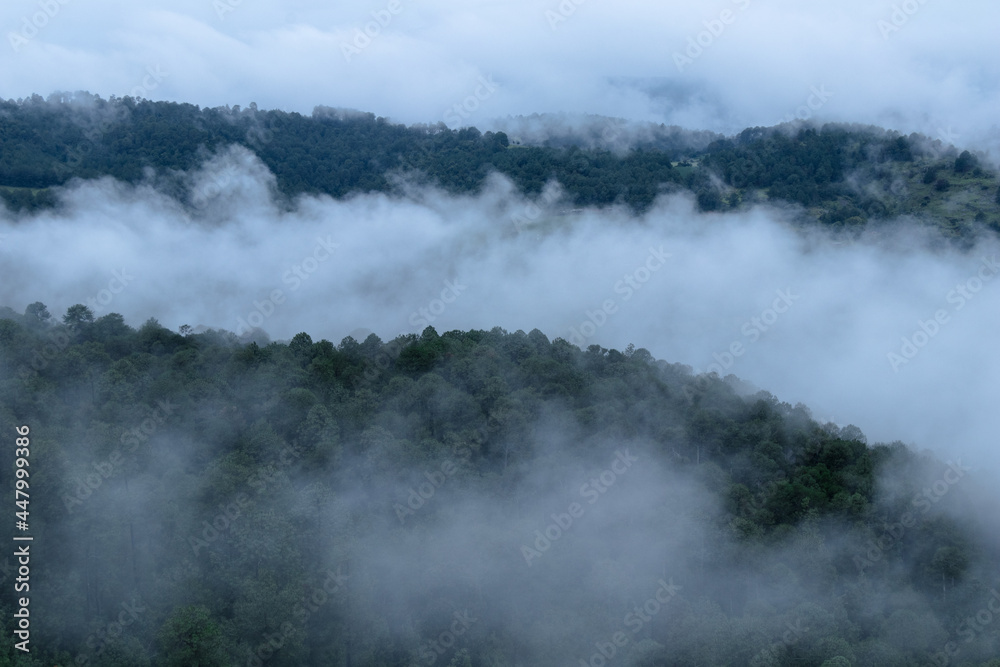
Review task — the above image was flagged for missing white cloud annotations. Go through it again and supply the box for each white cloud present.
[2,0,998,152]
[3,148,999,473]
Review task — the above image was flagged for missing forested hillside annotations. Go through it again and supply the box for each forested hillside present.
[0,303,998,666]
[2,93,999,236]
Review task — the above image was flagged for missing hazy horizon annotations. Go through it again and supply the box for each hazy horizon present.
[2,1,999,153]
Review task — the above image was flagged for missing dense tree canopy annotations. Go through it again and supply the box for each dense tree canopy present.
[2,93,998,236]
[0,303,997,665]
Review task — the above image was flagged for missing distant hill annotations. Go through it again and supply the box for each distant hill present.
[2,92,998,236]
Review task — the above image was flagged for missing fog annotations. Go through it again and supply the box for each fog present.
[2,144,999,479]
[3,1,1000,153]
[5,0,1000,662]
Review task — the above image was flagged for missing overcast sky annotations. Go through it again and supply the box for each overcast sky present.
[2,0,1000,148]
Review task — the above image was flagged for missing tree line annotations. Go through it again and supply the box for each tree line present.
[3,93,998,234]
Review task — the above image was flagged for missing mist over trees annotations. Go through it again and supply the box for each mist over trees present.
[3,93,1000,666]
[1,305,998,666]
[3,0,1000,664]
[2,94,998,237]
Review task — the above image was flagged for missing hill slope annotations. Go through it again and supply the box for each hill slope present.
[1,305,998,665]
[2,93,998,237]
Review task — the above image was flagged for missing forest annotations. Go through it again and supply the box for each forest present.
[0,302,998,666]
[2,93,999,237]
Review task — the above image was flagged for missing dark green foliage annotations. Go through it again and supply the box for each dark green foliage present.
[0,185,58,212]
[885,136,913,162]
[23,302,50,328]
[702,127,846,205]
[0,307,995,665]
[694,125,997,234]
[0,94,687,213]
[62,303,94,330]
[954,150,978,174]
[696,187,722,211]
[3,95,996,230]
[157,606,226,666]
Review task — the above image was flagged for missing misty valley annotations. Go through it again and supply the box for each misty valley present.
[1,95,1000,667]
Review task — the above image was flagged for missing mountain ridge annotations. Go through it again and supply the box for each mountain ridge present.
[2,92,998,238]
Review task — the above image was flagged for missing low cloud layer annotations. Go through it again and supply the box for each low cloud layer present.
[2,1,999,152]
[2,145,999,474]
